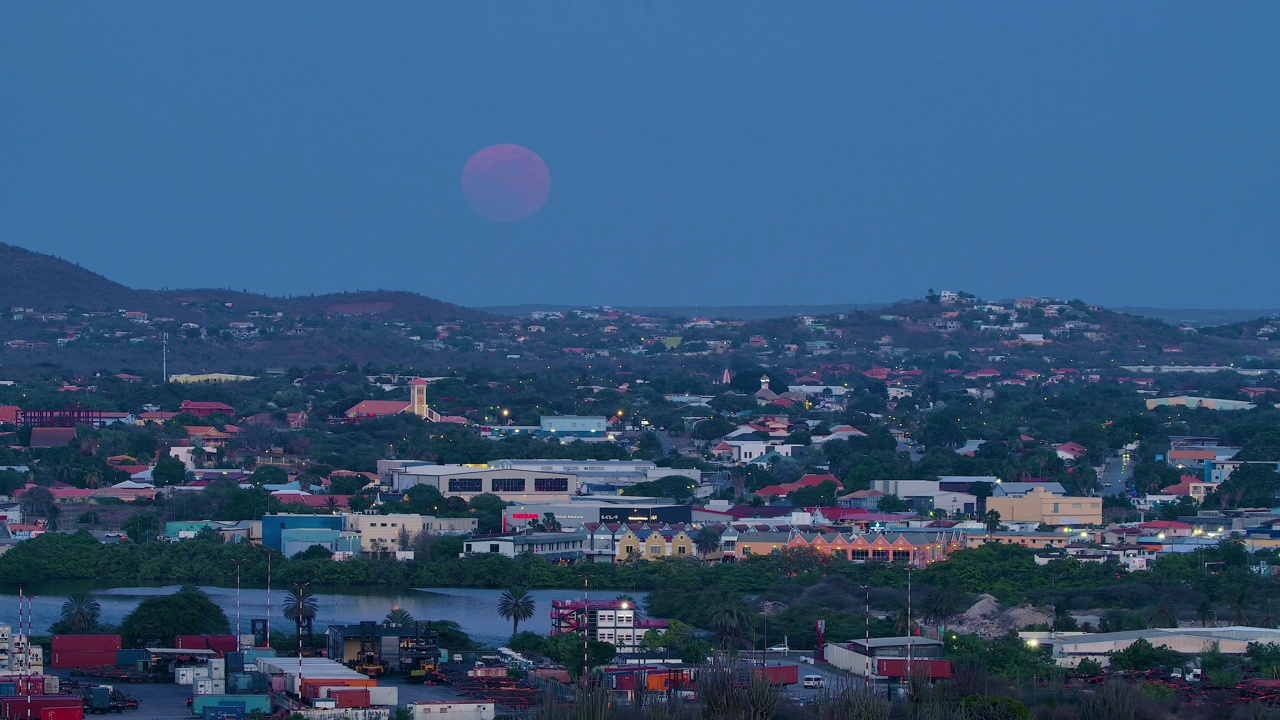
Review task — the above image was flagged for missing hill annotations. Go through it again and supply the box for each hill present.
[0,243,490,323]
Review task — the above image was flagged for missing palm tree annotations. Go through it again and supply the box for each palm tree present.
[60,592,101,633]
[694,528,722,559]
[497,588,535,638]
[1231,591,1253,626]
[1147,603,1178,629]
[384,606,414,627]
[983,510,1002,534]
[46,505,61,532]
[1258,600,1280,629]
[283,586,319,646]
[1195,600,1216,628]
[923,587,964,622]
[891,608,915,636]
[704,595,754,649]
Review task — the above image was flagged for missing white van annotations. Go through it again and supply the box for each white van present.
[803,675,825,689]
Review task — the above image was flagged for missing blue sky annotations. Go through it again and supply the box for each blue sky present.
[1,3,1276,308]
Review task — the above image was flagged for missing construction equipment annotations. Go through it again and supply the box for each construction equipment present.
[351,621,388,678]
[402,623,443,684]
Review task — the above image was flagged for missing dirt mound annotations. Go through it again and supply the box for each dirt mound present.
[949,594,1052,639]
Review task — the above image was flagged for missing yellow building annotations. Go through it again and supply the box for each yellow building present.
[987,488,1102,526]
[343,513,428,553]
[614,528,694,561]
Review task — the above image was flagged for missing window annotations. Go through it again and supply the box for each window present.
[742,546,752,556]
[448,478,483,493]
[535,477,569,492]
[491,478,526,493]
[489,544,500,553]
[677,546,686,555]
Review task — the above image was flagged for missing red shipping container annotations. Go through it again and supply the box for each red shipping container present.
[175,636,237,656]
[50,650,116,669]
[874,659,953,679]
[41,708,84,720]
[329,689,370,709]
[51,636,120,653]
[11,676,45,695]
[3,695,83,719]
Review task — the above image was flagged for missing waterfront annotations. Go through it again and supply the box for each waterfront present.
[0,585,649,648]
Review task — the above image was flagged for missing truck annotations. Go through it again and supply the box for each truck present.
[84,686,139,713]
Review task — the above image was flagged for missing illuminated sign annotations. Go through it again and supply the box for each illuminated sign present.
[512,513,540,519]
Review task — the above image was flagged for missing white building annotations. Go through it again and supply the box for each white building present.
[390,466,578,502]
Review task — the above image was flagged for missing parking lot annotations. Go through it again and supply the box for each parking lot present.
[55,674,193,720]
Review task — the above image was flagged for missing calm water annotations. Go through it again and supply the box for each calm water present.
[0,585,648,648]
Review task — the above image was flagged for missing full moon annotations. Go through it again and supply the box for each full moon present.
[461,144,551,222]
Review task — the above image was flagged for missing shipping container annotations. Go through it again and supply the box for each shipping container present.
[195,679,227,696]
[750,665,798,687]
[874,659,953,679]
[175,636,238,656]
[225,653,244,674]
[0,683,15,697]
[328,689,370,709]
[176,667,196,685]
[2,695,84,720]
[40,707,83,720]
[210,659,226,680]
[115,650,148,669]
[50,650,117,670]
[204,708,245,720]
[366,686,398,707]
[190,695,271,716]
[51,636,120,653]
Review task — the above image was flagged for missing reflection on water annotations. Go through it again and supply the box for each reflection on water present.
[0,585,649,649]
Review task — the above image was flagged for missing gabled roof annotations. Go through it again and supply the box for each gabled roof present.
[345,400,411,417]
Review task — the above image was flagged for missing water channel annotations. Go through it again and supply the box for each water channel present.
[0,585,650,649]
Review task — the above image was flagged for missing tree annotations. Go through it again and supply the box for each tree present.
[704,594,754,649]
[497,588,535,638]
[1147,603,1178,629]
[384,606,414,627]
[1196,600,1216,628]
[695,528,722,559]
[1109,638,1185,671]
[19,487,54,519]
[283,586,319,643]
[876,493,909,513]
[122,513,160,543]
[250,465,289,486]
[59,592,102,633]
[544,632,615,677]
[152,456,187,486]
[924,586,964,622]
[984,510,1003,533]
[46,505,61,532]
[120,586,229,647]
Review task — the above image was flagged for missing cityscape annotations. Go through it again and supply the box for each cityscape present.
[2,3,1279,720]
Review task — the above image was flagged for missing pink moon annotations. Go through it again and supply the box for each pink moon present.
[461,144,551,222]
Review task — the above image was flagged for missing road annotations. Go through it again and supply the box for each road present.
[1099,452,1134,496]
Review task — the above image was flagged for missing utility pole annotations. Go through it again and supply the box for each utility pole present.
[161,333,168,382]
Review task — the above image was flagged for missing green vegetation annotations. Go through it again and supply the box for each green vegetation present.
[119,586,229,647]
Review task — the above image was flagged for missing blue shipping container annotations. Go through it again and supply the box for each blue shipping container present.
[0,682,15,696]
[206,707,246,720]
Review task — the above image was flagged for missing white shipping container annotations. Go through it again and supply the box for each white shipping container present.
[368,686,398,706]
[176,667,195,685]
[192,666,211,679]
[43,676,58,694]
[194,679,226,696]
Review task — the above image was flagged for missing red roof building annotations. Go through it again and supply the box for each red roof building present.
[179,400,236,418]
